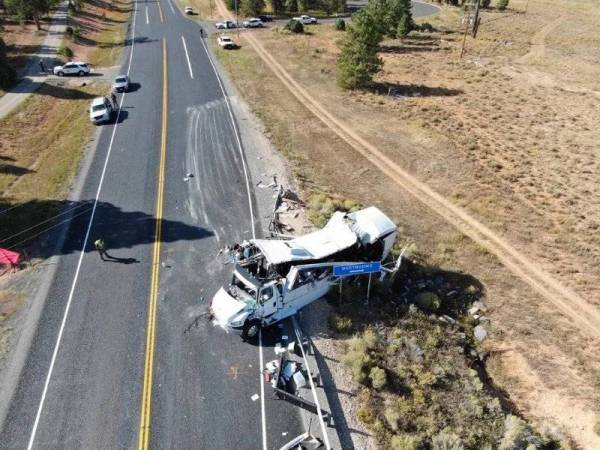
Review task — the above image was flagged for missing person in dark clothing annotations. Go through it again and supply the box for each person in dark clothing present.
[110,92,117,109]
[39,60,45,73]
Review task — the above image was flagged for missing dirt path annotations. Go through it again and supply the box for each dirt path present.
[212,0,600,342]
[517,15,565,64]
[496,348,600,449]
[237,31,600,340]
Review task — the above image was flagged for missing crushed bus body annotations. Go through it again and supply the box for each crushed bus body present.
[211,207,397,339]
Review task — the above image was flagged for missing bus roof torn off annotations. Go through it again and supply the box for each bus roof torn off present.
[251,207,397,265]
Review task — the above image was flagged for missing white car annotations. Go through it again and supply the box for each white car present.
[89,97,114,124]
[184,6,193,14]
[242,18,263,28]
[112,74,130,93]
[53,61,90,76]
[217,35,236,49]
[292,14,317,24]
[215,20,237,29]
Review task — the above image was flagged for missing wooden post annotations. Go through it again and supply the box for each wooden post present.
[460,14,470,58]
[472,0,481,37]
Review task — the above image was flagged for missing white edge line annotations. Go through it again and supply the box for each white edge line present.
[292,317,331,450]
[197,36,265,449]
[167,0,176,14]
[26,2,139,449]
[181,36,194,79]
[258,330,267,450]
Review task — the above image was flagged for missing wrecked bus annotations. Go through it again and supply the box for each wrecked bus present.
[210,207,397,339]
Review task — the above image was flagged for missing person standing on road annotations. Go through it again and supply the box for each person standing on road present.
[39,60,45,73]
[110,92,117,109]
[94,238,109,261]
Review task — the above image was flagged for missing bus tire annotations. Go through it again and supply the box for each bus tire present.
[242,319,261,341]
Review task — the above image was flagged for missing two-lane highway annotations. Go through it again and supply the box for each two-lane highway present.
[0,0,309,448]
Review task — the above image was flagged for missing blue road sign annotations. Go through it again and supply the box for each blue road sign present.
[334,261,381,277]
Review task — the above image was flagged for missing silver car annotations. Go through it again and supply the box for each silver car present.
[242,18,263,28]
[112,75,130,93]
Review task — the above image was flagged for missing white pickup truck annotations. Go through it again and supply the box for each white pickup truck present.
[215,19,237,29]
[292,14,317,24]
[211,207,397,339]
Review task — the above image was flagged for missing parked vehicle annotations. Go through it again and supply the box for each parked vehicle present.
[184,6,194,14]
[89,97,114,124]
[53,62,90,76]
[215,20,237,29]
[112,75,130,93]
[242,17,264,28]
[292,14,317,24]
[258,14,273,22]
[217,35,236,49]
[211,207,397,339]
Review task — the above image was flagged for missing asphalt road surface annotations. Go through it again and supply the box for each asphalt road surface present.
[0,1,307,449]
[346,0,440,15]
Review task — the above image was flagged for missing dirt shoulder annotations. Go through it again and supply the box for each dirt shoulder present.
[212,0,600,447]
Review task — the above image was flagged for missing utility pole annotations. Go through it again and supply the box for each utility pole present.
[472,0,481,38]
[235,0,239,35]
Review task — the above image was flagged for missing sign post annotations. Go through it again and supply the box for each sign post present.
[334,262,381,306]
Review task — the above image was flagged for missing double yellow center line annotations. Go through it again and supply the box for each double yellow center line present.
[138,38,168,450]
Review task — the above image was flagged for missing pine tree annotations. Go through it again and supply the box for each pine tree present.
[336,8,384,89]
[396,12,411,37]
[5,0,58,30]
[497,0,509,10]
[0,38,17,89]
[285,0,297,12]
[240,0,264,16]
[269,0,284,15]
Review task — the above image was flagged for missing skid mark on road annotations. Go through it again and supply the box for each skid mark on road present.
[185,101,250,246]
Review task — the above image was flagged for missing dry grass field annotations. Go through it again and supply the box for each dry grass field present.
[214,0,600,446]
[0,19,48,96]
[63,0,133,67]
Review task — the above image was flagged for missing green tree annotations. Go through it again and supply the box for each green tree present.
[335,18,346,31]
[285,18,303,33]
[496,0,509,10]
[240,0,264,16]
[285,0,297,12]
[336,7,384,89]
[269,0,284,15]
[396,13,411,37]
[0,38,17,89]
[384,0,413,37]
[5,0,58,30]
